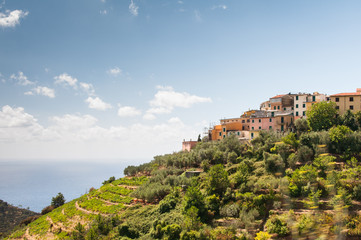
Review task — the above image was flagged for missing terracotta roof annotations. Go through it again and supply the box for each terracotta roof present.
[330,92,361,97]
[270,94,285,99]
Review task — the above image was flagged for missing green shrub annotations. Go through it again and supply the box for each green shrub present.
[265,214,290,236]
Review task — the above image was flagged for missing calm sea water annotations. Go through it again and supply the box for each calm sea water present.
[0,159,147,213]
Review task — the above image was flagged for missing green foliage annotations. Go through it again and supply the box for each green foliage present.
[132,182,171,203]
[51,192,65,208]
[329,125,352,153]
[307,101,338,131]
[341,110,358,131]
[290,164,318,197]
[265,214,290,236]
[118,223,140,239]
[102,176,115,185]
[219,202,240,218]
[282,132,299,150]
[205,164,229,197]
[263,152,285,174]
[313,154,336,178]
[295,145,314,163]
[183,183,207,221]
[295,118,310,133]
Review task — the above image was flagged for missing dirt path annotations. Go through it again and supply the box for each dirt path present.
[116,184,138,190]
[24,228,36,240]
[75,201,110,217]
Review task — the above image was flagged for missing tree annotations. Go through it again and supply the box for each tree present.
[51,192,65,208]
[197,134,201,142]
[295,118,309,133]
[306,101,338,131]
[341,110,358,131]
[205,164,229,197]
[329,125,352,153]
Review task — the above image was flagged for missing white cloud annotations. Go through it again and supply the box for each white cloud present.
[118,106,141,117]
[211,5,227,10]
[25,86,55,98]
[143,113,156,120]
[107,67,122,77]
[0,105,38,128]
[145,86,212,118]
[0,105,201,159]
[10,71,34,86]
[100,10,107,15]
[79,82,95,96]
[54,73,78,89]
[129,0,139,16]
[85,97,112,111]
[0,9,28,28]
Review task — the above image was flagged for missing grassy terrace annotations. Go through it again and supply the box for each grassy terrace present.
[78,198,126,214]
[111,176,148,186]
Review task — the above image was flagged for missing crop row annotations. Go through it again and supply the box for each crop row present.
[78,198,126,214]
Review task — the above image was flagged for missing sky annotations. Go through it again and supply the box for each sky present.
[1,0,361,161]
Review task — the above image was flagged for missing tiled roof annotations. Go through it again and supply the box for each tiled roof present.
[270,94,285,99]
[330,92,361,96]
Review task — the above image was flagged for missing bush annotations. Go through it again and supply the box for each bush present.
[205,164,229,197]
[265,215,290,236]
[263,152,285,174]
[41,205,55,215]
[220,203,240,218]
[296,145,314,163]
[102,176,116,185]
[255,231,271,240]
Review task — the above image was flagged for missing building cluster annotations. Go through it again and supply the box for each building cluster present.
[182,88,361,151]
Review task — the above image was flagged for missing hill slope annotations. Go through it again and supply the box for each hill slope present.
[0,200,39,237]
[6,128,361,239]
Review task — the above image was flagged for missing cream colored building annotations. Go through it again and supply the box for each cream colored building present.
[330,88,361,115]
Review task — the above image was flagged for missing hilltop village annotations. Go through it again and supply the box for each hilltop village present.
[183,88,361,151]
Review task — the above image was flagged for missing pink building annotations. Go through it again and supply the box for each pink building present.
[249,116,275,131]
[182,140,198,151]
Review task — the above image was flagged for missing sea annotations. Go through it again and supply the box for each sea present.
[0,159,147,213]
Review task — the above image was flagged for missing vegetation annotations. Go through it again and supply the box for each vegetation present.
[7,104,361,239]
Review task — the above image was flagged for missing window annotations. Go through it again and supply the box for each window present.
[269,126,272,129]
[281,117,284,123]
[296,96,299,100]
[259,119,261,123]
[252,127,254,130]
[350,97,354,102]
[268,104,271,107]
[237,132,240,136]
[271,112,274,117]
[303,111,306,116]
[296,112,299,116]
[251,133,254,138]
[277,106,280,110]
[284,108,286,110]
[350,105,354,110]
[296,104,299,108]
[336,106,339,110]
[223,128,226,132]
[219,132,221,136]
[259,126,261,129]
[336,97,339,102]
[223,135,225,139]
[312,96,316,101]
[281,125,284,131]
[274,106,276,110]
[269,118,272,122]
[247,119,250,123]
[242,126,245,130]
[303,104,305,108]
[242,120,245,123]
[252,119,254,123]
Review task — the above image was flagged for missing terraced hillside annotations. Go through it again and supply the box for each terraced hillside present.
[6,176,148,239]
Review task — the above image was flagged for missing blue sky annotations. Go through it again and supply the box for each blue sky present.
[1,0,361,160]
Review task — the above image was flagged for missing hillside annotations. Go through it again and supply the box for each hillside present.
[6,106,361,239]
[0,200,39,238]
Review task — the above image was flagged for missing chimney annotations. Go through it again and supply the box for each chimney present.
[357,88,361,93]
